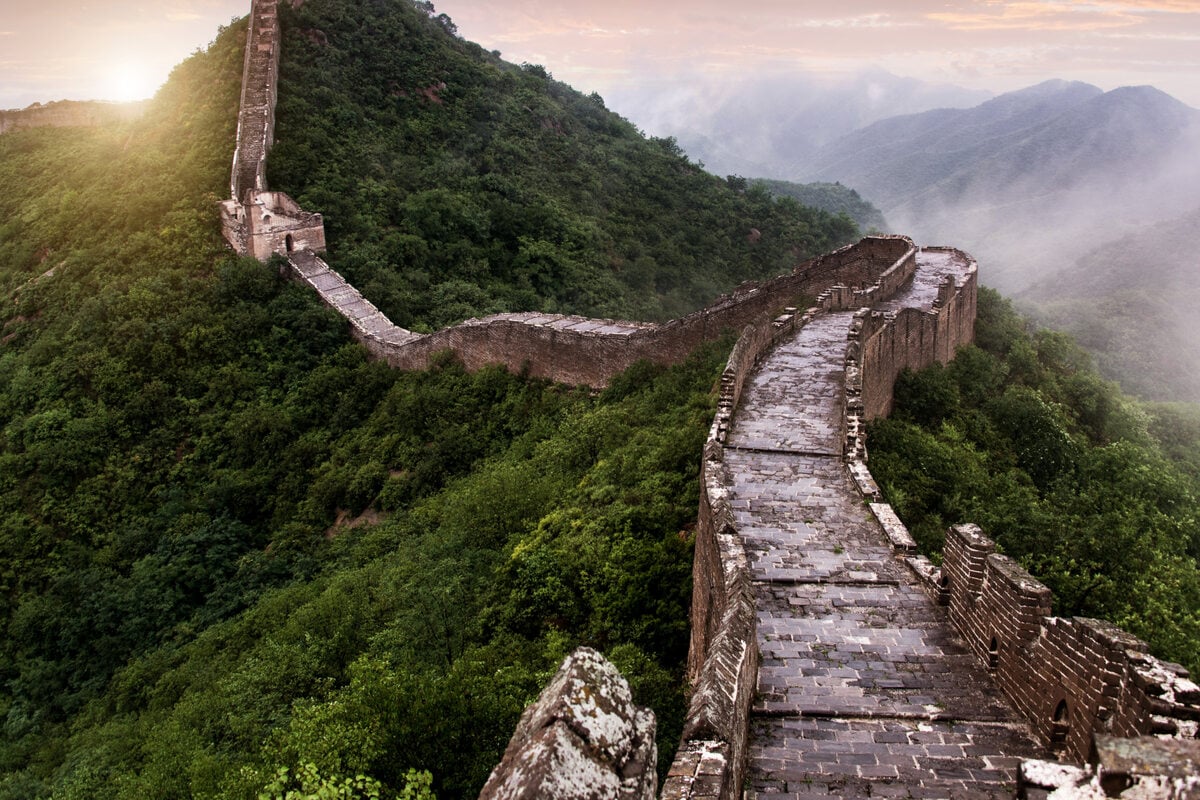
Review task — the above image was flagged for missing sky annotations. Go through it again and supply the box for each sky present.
[2,0,1199,111]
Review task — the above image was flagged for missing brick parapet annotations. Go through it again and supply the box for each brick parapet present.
[856,250,978,419]
[832,502,1200,765]
[666,305,821,800]
[288,237,918,389]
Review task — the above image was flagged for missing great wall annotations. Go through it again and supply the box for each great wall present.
[221,2,1200,797]
[0,99,147,135]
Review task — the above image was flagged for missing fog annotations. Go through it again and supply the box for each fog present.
[883,127,1200,293]
[607,74,1200,400]
[603,68,990,179]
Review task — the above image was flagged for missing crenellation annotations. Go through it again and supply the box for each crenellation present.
[891,520,1200,765]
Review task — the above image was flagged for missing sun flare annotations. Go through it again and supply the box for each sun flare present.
[103,62,157,102]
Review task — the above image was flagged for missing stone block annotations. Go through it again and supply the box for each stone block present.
[478,648,656,800]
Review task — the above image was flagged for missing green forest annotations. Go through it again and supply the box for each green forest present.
[750,179,887,233]
[268,0,857,329]
[868,288,1200,672]
[1,0,1198,797]
[0,1,858,797]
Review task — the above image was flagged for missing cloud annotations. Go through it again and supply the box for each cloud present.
[793,14,917,29]
[1101,30,1200,39]
[1088,0,1200,10]
[928,2,1144,31]
[167,12,204,22]
[928,0,1200,32]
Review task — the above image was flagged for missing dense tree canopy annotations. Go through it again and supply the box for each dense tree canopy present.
[868,289,1200,672]
[268,0,857,330]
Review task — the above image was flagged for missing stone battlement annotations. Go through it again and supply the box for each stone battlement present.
[933,524,1200,762]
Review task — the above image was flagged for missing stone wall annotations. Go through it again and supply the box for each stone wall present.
[835,260,1200,765]
[858,247,977,419]
[661,242,930,799]
[293,236,918,389]
[660,309,795,800]
[0,100,147,135]
[937,524,1200,764]
[221,0,327,261]
[231,0,280,203]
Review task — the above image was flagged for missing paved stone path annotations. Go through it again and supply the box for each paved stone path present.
[289,250,423,346]
[729,251,1042,798]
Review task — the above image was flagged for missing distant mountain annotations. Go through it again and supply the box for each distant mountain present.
[801,80,1200,292]
[605,68,991,179]
[1020,206,1200,402]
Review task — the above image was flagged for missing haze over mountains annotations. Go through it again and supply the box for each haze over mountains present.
[801,80,1200,292]
[606,69,992,181]
[621,71,1200,400]
[1021,207,1200,403]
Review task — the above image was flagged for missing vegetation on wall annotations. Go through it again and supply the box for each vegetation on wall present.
[867,288,1200,673]
[267,0,858,330]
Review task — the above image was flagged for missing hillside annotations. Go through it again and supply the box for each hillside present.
[1019,207,1200,402]
[267,0,857,330]
[801,80,1200,292]
[0,100,147,135]
[751,179,887,232]
[0,2,873,797]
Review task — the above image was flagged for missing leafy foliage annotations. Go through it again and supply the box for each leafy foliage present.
[750,179,887,232]
[868,288,1200,671]
[266,0,857,330]
[0,1,789,794]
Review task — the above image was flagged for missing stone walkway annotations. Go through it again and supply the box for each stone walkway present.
[729,252,1042,799]
[289,250,422,346]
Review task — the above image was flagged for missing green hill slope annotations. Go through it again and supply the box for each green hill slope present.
[268,0,857,329]
[0,2,865,797]
[867,289,1200,673]
[751,179,887,232]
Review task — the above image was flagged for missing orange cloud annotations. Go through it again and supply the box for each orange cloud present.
[1083,0,1200,10]
[928,2,1143,31]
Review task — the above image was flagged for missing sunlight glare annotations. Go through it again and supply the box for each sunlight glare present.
[104,62,157,102]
